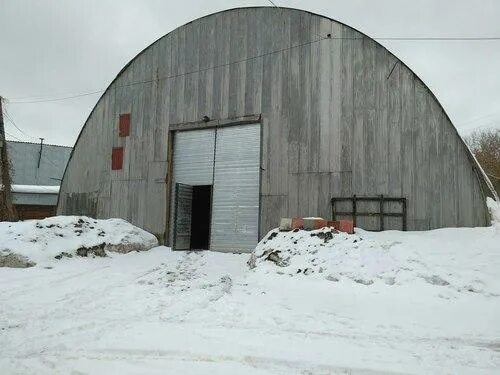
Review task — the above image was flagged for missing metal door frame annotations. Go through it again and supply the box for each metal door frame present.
[331,195,407,231]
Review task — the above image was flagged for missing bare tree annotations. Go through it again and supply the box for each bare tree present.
[466,129,500,195]
[0,96,17,221]
[0,155,17,221]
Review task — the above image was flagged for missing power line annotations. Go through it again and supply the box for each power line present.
[8,88,104,101]
[266,0,280,7]
[2,107,38,140]
[3,109,65,171]
[374,37,500,41]
[4,130,24,142]
[7,34,500,106]
[9,34,330,105]
[9,89,103,104]
[6,134,62,169]
[2,108,66,169]
[4,116,37,140]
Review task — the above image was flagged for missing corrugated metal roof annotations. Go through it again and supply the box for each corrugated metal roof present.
[6,141,72,186]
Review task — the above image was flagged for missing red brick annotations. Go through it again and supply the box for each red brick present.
[327,220,340,229]
[291,217,304,229]
[338,220,354,234]
[314,219,329,229]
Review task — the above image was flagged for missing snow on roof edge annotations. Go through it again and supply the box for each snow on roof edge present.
[6,140,73,149]
[11,185,60,194]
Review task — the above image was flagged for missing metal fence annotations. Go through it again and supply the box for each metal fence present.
[331,195,407,231]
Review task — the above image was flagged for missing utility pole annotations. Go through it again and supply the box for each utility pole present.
[0,96,16,221]
[37,137,44,169]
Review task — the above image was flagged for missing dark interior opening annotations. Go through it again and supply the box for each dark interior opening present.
[190,185,212,250]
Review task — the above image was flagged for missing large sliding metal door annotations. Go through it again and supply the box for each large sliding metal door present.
[170,129,215,245]
[210,124,261,252]
[170,123,261,253]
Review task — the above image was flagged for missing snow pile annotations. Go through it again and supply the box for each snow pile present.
[11,184,60,194]
[487,197,500,230]
[249,228,403,285]
[0,216,158,267]
[249,226,500,295]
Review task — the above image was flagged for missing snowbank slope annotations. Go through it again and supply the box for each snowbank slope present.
[0,216,158,266]
[250,224,500,297]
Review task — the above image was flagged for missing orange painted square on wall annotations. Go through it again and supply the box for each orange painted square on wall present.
[112,147,123,170]
[119,113,131,137]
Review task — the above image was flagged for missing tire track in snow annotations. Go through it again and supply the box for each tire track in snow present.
[18,348,411,375]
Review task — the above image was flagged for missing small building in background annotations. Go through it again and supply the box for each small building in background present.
[7,140,71,220]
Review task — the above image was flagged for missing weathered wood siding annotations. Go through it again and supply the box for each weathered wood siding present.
[58,7,492,241]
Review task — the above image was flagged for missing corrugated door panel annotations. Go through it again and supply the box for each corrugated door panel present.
[211,124,261,252]
[173,183,193,250]
[170,128,215,244]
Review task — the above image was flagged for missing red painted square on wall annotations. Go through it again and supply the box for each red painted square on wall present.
[112,147,123,170]
[119,113,131,137]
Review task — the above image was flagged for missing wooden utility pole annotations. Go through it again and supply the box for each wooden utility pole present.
[0,96,16,221]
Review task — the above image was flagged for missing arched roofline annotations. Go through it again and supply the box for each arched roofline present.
[58,6,497,211]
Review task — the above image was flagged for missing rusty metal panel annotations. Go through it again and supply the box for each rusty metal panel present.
[119,113,131,137]
[111,147,123,170]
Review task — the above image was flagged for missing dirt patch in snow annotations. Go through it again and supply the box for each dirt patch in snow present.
[0,216,159,267]
[248,227,347,276]
[76,243,107,257]
[248,227,397,286]
[0,253,35,268]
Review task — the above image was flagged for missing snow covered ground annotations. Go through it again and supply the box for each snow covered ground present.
[1,210,500,374]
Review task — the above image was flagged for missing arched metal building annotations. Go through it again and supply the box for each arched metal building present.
[58,7,495,252]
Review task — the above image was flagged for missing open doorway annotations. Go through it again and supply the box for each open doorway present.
[190,185,212,249]
[173,183,212,250]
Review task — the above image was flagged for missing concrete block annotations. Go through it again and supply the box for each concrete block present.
[303,218,315,230]
[279,218,292,231]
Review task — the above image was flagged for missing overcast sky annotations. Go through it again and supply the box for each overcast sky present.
[1,0,499,146]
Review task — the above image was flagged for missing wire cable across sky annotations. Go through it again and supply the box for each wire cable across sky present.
[7,33,500,106]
